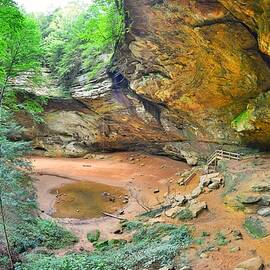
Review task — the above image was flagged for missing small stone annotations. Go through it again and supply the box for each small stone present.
[208,182,220,190]
[180,267,192,270]
[234,256,263,270]
[257,207,270,217]
[200,173,220,187]
[122,200,128,204]
[200,253,209,258]
[230,246,240,253]
[140,163,145,166]
[233,230,243,240]
[154,189,160,194]
[209,246,219,251]
[114,229,123,234]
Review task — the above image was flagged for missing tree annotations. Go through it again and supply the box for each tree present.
[40,0,125,89]
[0,1,42,104]
[0,1,41,268]
[0,109,33,269]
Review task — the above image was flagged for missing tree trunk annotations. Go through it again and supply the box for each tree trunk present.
[0,196,14,270]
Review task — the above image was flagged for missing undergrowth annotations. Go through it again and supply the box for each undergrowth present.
[11,219,78,253]
[243,217,268,239]
[16,222,192,270]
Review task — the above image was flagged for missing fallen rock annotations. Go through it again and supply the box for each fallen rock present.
[234,256,264,270]
[208,182,220,190]
[154,189,160,194]
[200,252,209,258]
[230,246,241,253]
[189,201,207,218]
[180,150,198,166]
[238,195,261,204]
[200,173,220,187]
[191,186,203,199]
[180,267,192,270]
[174,195,187,205]
[252,183,270,193]
[233,230,243,240]
[165,206,183,218]
[257,207,270,217]
[259,194,270,206]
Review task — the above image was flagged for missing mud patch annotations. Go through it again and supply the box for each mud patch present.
[50,181,127,219]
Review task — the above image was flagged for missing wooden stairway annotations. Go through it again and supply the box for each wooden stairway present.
[207,150,241,172]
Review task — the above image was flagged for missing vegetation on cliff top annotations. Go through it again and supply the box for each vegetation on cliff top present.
[40,0,125,89]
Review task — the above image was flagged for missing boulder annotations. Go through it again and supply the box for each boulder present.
[208,182,220,190]
[174,195,187,205]
[191,186,204,199]
[238,195,261,204]
[165,206,183,218]
[200,173,220,187]
[189,201,207,218]
[234,256,264,270]
[252,183,270,193]
[259,195,270,206]
[257,207,270,217]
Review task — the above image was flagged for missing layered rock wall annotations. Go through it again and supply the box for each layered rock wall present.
[19,0,270,161]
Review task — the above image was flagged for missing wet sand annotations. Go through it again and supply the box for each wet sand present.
[31,152,190,252]
[31,153,270,269]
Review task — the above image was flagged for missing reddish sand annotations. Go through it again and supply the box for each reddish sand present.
[31,152,189,253]
[31,153,270,269]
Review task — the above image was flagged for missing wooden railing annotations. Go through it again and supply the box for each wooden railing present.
[207,150,241,168]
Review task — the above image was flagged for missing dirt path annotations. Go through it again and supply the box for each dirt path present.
[31,152,190,252]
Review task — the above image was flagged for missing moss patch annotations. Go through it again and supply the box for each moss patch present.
[243,216,268,239]
[231,107,255,132]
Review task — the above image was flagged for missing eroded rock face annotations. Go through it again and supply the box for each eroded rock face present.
[219,0,270,56]
[18,0,270,158]
[18,72,184,157]
[115,0,270,148]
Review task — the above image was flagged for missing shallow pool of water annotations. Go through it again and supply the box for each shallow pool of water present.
[50,181,127,219]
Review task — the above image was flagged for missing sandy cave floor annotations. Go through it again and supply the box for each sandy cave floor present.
[31,152,270,269]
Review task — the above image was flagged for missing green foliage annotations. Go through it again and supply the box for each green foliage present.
[176,208,193,221]
[215,232,230,246]
[140,206,170,218]
[16,223,192,270]
[87,229,101,243]
[0,3,42,91]
[94,239,127,251]
[3,90,48,123]
[243,217,268,239]
[0,254,9,269]
[40,0,124,88]
[11,219,78,252]
[121,220,143,231]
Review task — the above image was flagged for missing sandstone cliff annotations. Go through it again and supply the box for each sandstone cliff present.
[19,0,270,162]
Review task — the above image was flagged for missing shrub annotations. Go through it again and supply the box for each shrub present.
[215,232,230,246]
[176,209,193,221]
[243,217,268,239]
[16,223,192,270]
[11,219,78,252]
[87,230,100,243]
